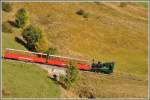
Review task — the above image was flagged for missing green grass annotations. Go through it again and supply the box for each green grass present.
[2,32,60,98]
[2,60,60,98]
[2,33,26,51]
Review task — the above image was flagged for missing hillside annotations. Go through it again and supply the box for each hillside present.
[2,2,148,98]
[2,33,60,98]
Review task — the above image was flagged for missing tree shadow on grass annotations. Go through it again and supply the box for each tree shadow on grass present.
[8,20,17,28]
[47,76,67,89]
[15,36,29,50]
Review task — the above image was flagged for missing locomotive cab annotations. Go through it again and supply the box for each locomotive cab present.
[91,61,115,74]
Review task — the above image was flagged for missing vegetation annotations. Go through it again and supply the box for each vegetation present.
[2,2,12,12]
[47,48,58,55]
[2,60,60,98]
[76,9,89,18]
[69,71,148,98]
[15,8,49,52]
[2,33,26,52]
[2,32,60,98]
[35,37,49,52]
[22,25,44,51]
[2,2,148,98]
[45,47,58,63]
[15,8,29,28]
[2,22,13,33]
[76,9,85,15]
[60,63,79,89]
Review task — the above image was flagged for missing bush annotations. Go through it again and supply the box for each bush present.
[94,2,101,5]
[45,47,58,63]
[119,2,128,7]
[2,22,13,33]
[2,2,12,12]
[61,63,79,89]
[45,47,58,56]
[48,48,58,55]
[76,9,89,18]
[22,25,43,51]
[15,8,29,28]
[35,37,49,52]
[76,9,85,15]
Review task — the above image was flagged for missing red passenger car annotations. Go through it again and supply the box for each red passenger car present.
[4,48,92,70]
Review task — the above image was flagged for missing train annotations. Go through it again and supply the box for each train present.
[3,48,115,74]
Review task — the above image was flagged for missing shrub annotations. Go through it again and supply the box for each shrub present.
[45,47,58,63]
[2,22,13,33]
[61,62,79,89]
[76,9,89,18]
[35,37,49,52]
[94,2,101,5]
[2,2,12,12]
[119,2,128,7]
[15,8,29,28]
[76,9,85,15]
[22,25,43,51]
[48,48,58,55]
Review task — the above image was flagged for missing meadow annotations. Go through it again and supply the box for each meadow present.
[2,33,60,98]
[2,2,148,98]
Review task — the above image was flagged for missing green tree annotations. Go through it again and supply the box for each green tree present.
[45,47,58,63]
[45,48,51,63]
[15,8,29,28]
[63,62,79,89]
[48,48,58,55]
[35,37,49,52]
[22,25,43,51]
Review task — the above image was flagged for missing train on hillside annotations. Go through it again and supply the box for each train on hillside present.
[3,48,115,74]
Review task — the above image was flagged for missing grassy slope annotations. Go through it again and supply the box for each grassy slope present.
[70,71,148,98]
[2,33,60,97]
[2,2,148,98]
[2,60,60,98]
[11,2,148,76]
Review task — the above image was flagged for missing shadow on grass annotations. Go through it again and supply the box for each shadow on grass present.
[47,76,67,89]
[8,20,17,28]
[14,36,30,51]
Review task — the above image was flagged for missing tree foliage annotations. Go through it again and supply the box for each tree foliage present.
[22,25,43,51]
[76,9,89,18]
[15,8,29,28]
[45,47,58,63]
[76,9,85,15]
[62,62,79,89]
[35,37,49,52]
